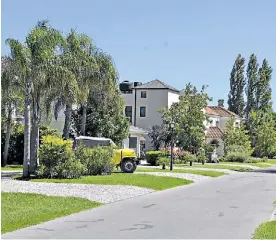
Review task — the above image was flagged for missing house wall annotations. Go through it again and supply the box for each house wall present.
[168,91,180,108]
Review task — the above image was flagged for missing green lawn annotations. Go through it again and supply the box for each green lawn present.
[175,164,251,172]
[137,167,225,177]
[253,220,276,239]
[220,162,273,168]
[31,174,193,190]
[1,165,23,171]
[1,192,101,234]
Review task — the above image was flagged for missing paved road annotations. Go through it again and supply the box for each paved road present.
[2,168,276,239]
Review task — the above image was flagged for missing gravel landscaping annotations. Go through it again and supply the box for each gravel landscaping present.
[1,179,154,204]
[135,171,212,183]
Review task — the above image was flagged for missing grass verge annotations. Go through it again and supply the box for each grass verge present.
[30,174,193,190]
[253,220,276,239]
[1,192,101,234]
[174,164,251,172]
[1,165,23,171]
[136,167,225,177]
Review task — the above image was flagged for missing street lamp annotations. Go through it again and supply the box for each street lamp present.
[169,121,175,171]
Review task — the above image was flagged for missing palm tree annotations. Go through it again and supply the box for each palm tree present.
[54,30,97,139]
[1,56,24,166]
[5,39,32,177]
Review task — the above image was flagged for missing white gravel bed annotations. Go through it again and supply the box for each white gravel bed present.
[135,171,212,183]
[1,179,154,204]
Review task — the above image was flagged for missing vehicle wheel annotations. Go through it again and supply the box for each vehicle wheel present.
[120,159,137,173]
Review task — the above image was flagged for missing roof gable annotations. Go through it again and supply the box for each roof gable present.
[134,79,180,93]
[206,127,224,138]
[205,106,241,118]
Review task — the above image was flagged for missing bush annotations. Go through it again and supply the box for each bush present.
[183,153,197,163]
[225,145,250,163]
[219,156,226,162]
[1,124,61,165]
[37,136,84,179]
[226,152,249,163]
[146,151,166,166]
[261,156,268,162]
[273,156,276,159]
[75,145,115,175]
[156,157,170,169]
[245,157,259,163]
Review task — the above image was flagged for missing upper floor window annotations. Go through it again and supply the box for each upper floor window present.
[140,106,146,117]
[216,121,219,127]
[141,91,147,98]
[125,106,132,123]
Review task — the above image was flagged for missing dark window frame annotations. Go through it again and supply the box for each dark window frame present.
[140,106,146,117]
[141,91,147,98]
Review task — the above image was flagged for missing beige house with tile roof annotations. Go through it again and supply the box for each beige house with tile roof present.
[205,100,243,156]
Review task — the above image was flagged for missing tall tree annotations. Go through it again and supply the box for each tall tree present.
[256,59,273,111]
[245,54,259,119]
[228,54,246,116]
[6,39,32,177]
[160,83,211,154]
[1,56,24,166]
[222,117,252,155]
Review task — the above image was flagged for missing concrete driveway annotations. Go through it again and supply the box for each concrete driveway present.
[2,167,276,239]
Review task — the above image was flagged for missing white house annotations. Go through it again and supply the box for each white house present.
[119,79,180,150]
[205,100,243,156]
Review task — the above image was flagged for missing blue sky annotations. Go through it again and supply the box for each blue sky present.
[2,0,275,109]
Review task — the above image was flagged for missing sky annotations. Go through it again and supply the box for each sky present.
[2,0,276,109]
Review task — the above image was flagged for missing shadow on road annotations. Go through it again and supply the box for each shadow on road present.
[251,168,276,174]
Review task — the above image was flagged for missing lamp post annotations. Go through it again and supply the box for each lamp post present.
[169,121,175,171]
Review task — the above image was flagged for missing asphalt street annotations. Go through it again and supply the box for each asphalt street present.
[2,167,276,239]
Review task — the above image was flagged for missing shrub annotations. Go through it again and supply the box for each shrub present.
[38,136,84,179]
[75,145,115,175]
[219,156,226,162]
[156,157,170,169]
[226,152,249,163]
[183,153,197,163]
[146,151,166,166]
[261,156,268,162]
[245,157,260,163]
[273,156,276,159]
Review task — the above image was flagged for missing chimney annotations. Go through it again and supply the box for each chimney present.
[218,99,224,107]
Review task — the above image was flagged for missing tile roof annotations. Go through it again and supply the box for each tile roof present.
[206,127,224,138]
[205,106,241,118]
[134,79,180,93]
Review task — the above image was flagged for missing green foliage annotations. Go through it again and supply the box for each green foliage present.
[183,153,197,163]
[228,54,246,116]
[148,124,170,150]
[222,118,252,155]
[75,144,114,175]
[261,156,268,162]
[156,157,170,169]
[256,59,273,111]
[160,83,211,153]
[225,151,249,163]
[38,136,84,179]
[245,54,259,119]
[71,89,129,145]
[219,156,226,162]
[145,151,166,166]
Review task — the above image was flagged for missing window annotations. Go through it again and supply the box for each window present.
[125,106,132,123]
[140,106,146,117]
[235,122,239,127]
[141,91,147,98]
[216,121,219,127]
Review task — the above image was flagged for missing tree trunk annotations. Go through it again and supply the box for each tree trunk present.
[30,121,39,174]
[63,103,72,139]
[3,107,12,167]
[23,78,31,178]
[30,91,41,174]
[81,104,87,136]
